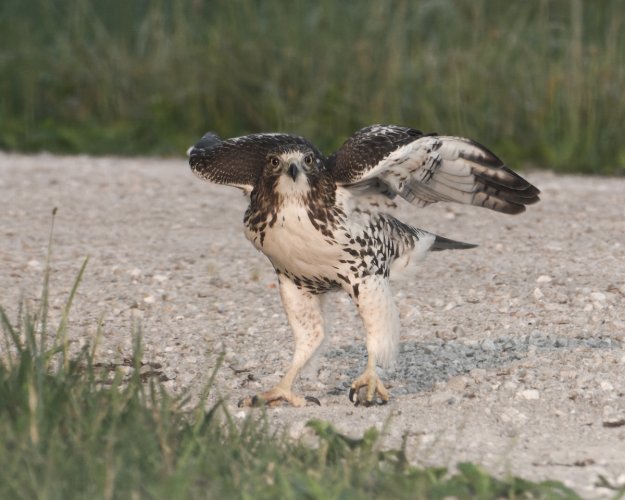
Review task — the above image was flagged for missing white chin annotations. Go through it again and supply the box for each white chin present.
[276,175,310,197]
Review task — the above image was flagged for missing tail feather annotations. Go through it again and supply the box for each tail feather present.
[430,234,477,251]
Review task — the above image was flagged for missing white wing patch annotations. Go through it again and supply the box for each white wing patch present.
[344,135,535,213]
[372,137,480,205]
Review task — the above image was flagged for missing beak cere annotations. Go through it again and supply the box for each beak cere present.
[287,163,298,181]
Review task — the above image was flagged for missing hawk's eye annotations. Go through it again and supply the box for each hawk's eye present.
[304,154,313,166]
[269,157,280,168]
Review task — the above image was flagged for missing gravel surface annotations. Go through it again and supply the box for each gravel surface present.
[1,152,624,497]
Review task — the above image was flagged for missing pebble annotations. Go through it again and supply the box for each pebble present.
[436,328,458,341]
[536,275,553,283]
[447,375,469,391]
[533,287,544,300]
[432,298,445,308]
[600,381,614,392]
[518,389,540,400]
[501,380,518,391]
[590,292,606,302]
[499,407,528,426]
[481,339,497,352]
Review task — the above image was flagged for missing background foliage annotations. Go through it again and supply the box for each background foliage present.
[1,0,624,174]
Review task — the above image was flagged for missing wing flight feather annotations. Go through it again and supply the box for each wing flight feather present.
[328,125,540,214]
[189,132,319,191]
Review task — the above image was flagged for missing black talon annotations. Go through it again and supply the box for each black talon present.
[251,395,264,407]
[305,395,321,406]
[237,398,245,408]
[349,388,356,403]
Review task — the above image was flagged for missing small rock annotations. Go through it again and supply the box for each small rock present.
[533,288,544,300]
[518,389,540,400]
[600,381,614,392]
[536,275,553,283]
[501,380,518,391]
[481,339,497,352]
[143,295,156,304]
[590,292,606,302]
[288,421,306,439]
[436,329,458,341]
[499,407,528,425]
[470,368,487,382]
[447,375,469,392]
[553,338,568,348]
[528,330,546,347]
[466,289,480,304]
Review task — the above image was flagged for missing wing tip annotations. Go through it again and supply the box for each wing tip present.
[188,131,222,158]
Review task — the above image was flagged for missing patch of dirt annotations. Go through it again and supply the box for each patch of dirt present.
[1,152,624,497]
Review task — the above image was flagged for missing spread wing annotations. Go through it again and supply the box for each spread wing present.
[189,131,320,192]
[327,124,540,214]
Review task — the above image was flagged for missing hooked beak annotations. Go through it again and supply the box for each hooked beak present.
[287,163,298,181]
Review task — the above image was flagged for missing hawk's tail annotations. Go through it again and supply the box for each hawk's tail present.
[388,225,476,281]
[430,234,477,251]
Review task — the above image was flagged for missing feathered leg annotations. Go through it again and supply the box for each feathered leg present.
[348,276,399,406]
[238,274,325,407]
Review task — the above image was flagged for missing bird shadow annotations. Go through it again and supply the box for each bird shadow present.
[323,332,621,396]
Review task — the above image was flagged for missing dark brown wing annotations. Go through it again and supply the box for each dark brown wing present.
[327,124,540,214]
[189,132,321,191]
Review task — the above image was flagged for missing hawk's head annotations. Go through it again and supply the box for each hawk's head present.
[264,145,325,199]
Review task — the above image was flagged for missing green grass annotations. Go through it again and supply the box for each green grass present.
[1,0,624,174]
[0,214,587,499]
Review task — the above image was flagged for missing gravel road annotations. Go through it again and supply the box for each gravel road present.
[1,152,624,497]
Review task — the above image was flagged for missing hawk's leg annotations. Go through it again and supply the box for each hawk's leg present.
[348,276,399,406]
[238,274,325,408]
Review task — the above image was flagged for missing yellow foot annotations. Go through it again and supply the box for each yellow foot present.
[349,370,390,406]
[238,387,321,408]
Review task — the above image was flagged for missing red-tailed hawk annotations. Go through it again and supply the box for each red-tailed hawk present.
[189,125,540,407]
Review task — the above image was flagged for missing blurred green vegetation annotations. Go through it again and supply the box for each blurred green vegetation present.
[1,0,624,173]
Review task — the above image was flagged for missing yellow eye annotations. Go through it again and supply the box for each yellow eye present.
[304,154,313,166]
[270,157,280,167]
